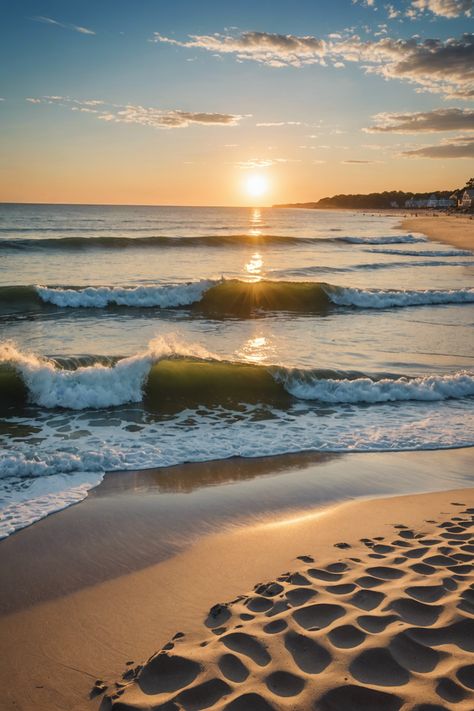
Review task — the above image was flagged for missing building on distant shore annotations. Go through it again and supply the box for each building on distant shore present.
[461,189,474,209]
[404,194,456,209]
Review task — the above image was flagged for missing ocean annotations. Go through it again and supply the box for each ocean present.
[1,203,473,538]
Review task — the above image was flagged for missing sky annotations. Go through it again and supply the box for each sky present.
[0,0,473,205]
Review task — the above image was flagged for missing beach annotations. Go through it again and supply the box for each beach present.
[401,214,474,252]
[0,448,473,710]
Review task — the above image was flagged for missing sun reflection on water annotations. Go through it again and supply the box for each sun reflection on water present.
[244,252,264,278]
[237,335,275,364]
[248,207,263,237]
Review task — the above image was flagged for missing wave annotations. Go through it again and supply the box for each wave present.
[0,234,317,250]
[0,233,425,250]
[1,340,473,412]
[334,234,425,245]
[366,248,473,257]
[1,280,474,316]
[271,259,474,278]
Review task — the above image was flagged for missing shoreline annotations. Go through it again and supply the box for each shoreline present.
[400,213,474,252]
[0,448,472,710]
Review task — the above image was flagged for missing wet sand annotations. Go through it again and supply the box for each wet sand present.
[0,448,472,710]
[401,214,474,251]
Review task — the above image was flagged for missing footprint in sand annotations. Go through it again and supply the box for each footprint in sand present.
[284,630,331,673]
[328,624,366,649]
[456,663,474,689]
[356,613,399,633]
[265,670,305,697]
[285,586,317,606]
[220,632,271,666]
[292,602,346,630]
[404,584,447,603]
[218,653,249,683]
[388,630,442,672]
[319,684,403,711]
[388,597,443,626]
[174,677,231,709]
[350,589,385,611]
[349,647,410,686]
[224,692,276,710]
[435,676,467,703]
[137,653,201,695]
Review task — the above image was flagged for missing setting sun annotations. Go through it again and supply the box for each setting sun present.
[244,174,269,199]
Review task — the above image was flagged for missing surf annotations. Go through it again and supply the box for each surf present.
[1,340,473,412]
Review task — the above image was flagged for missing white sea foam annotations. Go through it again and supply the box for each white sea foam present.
[367,248,473,257]
[281,371,474,403]
[0,337,216,410]
[327,286,474,309]
[339,234,425,245]
[1,395,473,538]
[36,279,217,308]
[0,471,103,539]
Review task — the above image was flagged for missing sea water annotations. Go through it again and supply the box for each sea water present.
[1,203,473,537]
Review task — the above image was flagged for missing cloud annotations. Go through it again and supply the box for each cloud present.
[336,32,474,99]
[153,31,326,67]
[401,135,474,157]
[26,96,245,129]
[411,0,473,17]
[256,121,303,126]
[235,158,301,169]
[32,15,95,35]
[342,159,377,163]
[366,107,474,132]
[153,30,474,99]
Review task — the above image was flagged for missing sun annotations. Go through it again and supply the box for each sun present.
[244,174,269,199]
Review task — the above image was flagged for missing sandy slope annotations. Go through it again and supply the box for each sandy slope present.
[401,215,474,252]
[100,500,474,711]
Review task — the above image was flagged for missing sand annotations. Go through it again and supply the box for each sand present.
[100,496,474,711]
[400,214,474,252]
[0,449,472,711]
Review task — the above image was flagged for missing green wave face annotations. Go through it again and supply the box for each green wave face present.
[195,280,333,317]
[0,286,43,314]
[144,359,289,409]
[0,365,29,409]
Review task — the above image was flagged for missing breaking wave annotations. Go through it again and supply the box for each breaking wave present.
[1,280,474,316]
[0,233,425,250]
[1,340,473,412]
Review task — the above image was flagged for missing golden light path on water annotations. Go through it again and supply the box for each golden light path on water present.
[236,335,276,364]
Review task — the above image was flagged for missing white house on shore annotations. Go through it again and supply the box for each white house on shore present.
[404,194,456,209]
[461,189,474,208]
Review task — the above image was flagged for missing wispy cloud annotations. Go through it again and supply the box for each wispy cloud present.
[153,31,327,68]
[235,158,301,169]
[411,0,472,18]
[153,30,474,99]
[342,159,378,163]
[32,16,95,35]
[365,108,474,132]
[401,135,474,157]
[26,96,245,129]
[256,121,303,126]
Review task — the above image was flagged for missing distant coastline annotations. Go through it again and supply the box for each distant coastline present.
[273,179,473,212]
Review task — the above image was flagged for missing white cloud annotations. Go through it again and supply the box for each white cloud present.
[256,121,303,126]
[153,31,326,68]
[411,0,472,17]
[401,134,474,157]
[32,16,95,35]
[235,158,301,169]
[153,30,474,99]
[365,107,474,132]
[26,96,246,129]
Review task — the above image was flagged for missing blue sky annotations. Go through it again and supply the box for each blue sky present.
[1,0,473,204]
